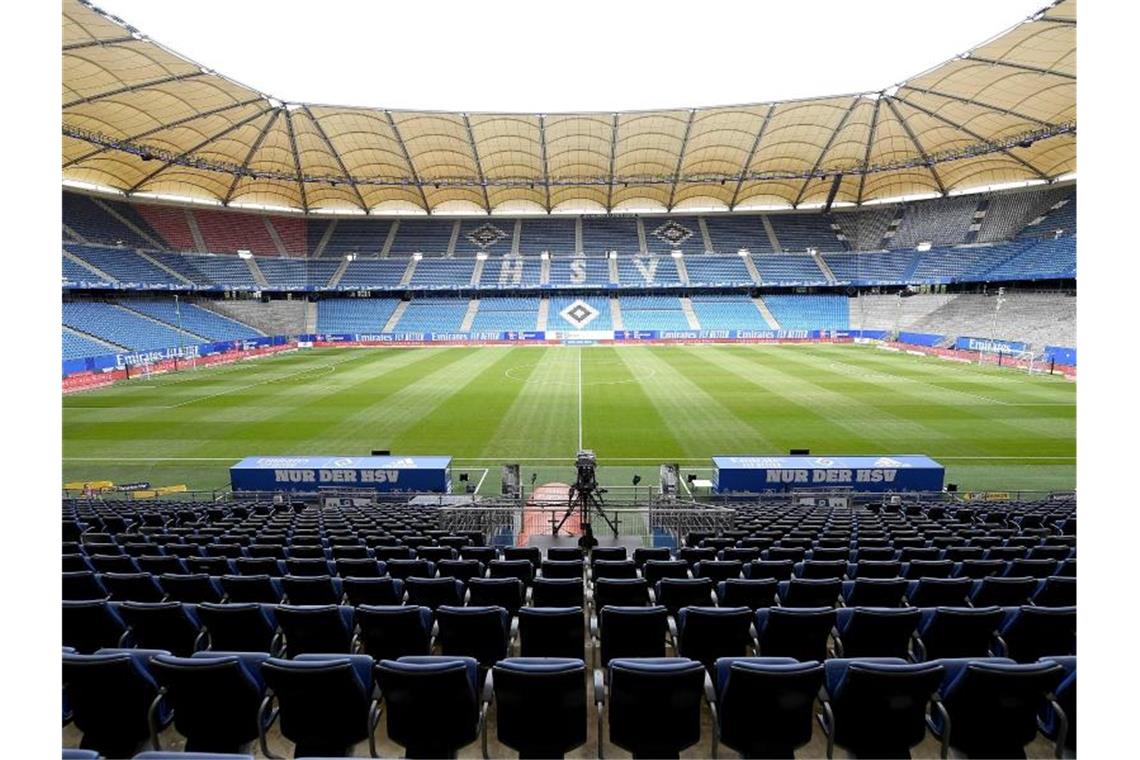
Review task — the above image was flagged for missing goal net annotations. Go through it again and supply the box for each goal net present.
[975,346,1044,374]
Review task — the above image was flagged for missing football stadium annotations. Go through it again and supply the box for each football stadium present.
[60,0,1080,757]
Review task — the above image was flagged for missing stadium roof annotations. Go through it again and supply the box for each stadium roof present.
[62,0,1075,215]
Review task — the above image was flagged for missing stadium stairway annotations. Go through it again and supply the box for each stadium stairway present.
[400,259,417,286]
[536,298,549,331]
[92,197,167,251]
[327,258,350,288]
[610,298,624,330]
[383,301,409,332]
[114,304,211,343]
[460,299,480,331]
[63,324,125,353]
[64,249,115,283]
[753,296,781,329]
[470,257,486,286]
[680,297,701,329]
[675,256,692,286]
[311,219,337,258]
[812,251,838,284]
[245,257,269,288]
[742,255,763,284]
[136,250,195,286]
[761,216,782,252]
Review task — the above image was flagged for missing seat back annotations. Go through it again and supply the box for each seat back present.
[120,602,203,656]
[281,575,342,605]
[467,577,525,615]
[915,606,1003,660]
[1033,576,1076,607]
[377,656,480,757]
[598,606,669,667]
[275,605,354,656]
[592,559,638,580]
[150,653,267,753]
[436,559,485,583]
[744,560,794,581]
[405,577,465,610]
[518,607,585,659]
[715,578,778,610]
[532,577,585,608]
[777,578,841,607]
[715,658,824,757]
[755,607,835,662]
[842,578,907,607]
[971,576,1036,606]
[641,559,690,586]
[62,650,166,758]
[62,600,128,653]
[342,576,405,607]
[827,660,945,756]
[262,656,373,758]
[197,602,277,653]
[355,605,434,661]
[654,577,714,615]
[835,607,921,658]
[493,658,587,757]
[675,606,754,667]
[906,577,972,607]
[594,578,650,609]
[940,659,1064,756]
[435,605,510,668]
[607,658,706,757]
[160,574,223,604]
[999,606,1076,662]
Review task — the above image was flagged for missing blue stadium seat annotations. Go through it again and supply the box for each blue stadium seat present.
[932,657,1065,758]
[150,652,271,753]
[376,656,484,758]
[493,657,588,758]
[603,658,707,758]
[819,658,945,758]
[261,654,379,757]
[710,657,824,757]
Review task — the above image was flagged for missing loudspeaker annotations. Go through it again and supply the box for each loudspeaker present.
[790,448,810,456]
[946,483,958,493]
[371,450,390,456]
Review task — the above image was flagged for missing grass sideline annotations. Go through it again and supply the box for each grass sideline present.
[62,343,1076,494]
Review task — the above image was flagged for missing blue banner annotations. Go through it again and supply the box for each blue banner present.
[1044,345,1076,366]
[303,331,547,343]
[230,455,452,493]
[954,336,1029,354]
[897,331,945,347]
[713,455,945,494]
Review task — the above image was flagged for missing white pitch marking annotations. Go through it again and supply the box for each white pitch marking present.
[577,347,583,450]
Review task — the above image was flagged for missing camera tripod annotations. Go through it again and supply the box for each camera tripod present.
[552,450,619,549]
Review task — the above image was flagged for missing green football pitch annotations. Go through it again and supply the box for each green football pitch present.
[62,343,1075,494]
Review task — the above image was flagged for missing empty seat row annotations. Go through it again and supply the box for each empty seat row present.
[63,650,1075,759]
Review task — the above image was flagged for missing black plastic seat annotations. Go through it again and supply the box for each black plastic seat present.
[62,600,129,653]
[493,657,587,759]
[518,606,585,659]
[653,577,714,616]
[467,577,525,616]
[674,606,754,668]
[820,658,945,758]
[715,578,778,610]
[197,602,279,654]
[150,652,270,753]
[710,657,825,758]
[755,607,835,662]
[596,606,669,668]
[376,656,483,758]
[532,577,585,608]
[913,606,1002,660]
[120,601,205,656]
[275,604,355,656]
[834,607,921,658]
[356,605,434,661]
[605,657,706,758]
[435,605,511,670]
[262,654,378,757]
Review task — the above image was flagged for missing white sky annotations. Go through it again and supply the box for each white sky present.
[89,0,1050,112]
